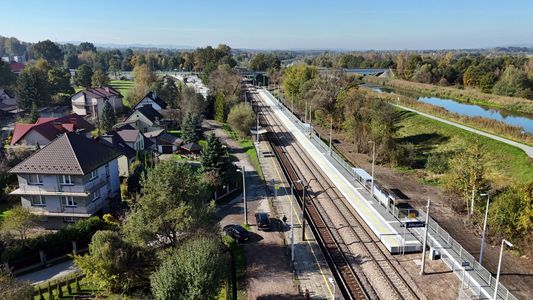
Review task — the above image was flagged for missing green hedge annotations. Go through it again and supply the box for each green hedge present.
[1,216,108,264]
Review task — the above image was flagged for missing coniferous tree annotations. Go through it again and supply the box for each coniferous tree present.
[181,112,202,144]
[201,133,231,184]
[15,68,50,110]
[100,100,115,132]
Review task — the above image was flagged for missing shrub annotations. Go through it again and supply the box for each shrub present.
[227,102,255,137]
[425,153,450,174]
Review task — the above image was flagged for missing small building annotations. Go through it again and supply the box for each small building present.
[99,128,153,176]
[71,87,123,118]
[180,142,201,158]
[132,91,168,111]
[9,61,25,74]
[144,129,183,154]
[9,132,122,229]
[0,88,17,114]
[11,114,94,147]
[118,105,163,133]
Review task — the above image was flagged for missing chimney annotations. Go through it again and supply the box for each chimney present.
[104,87,110,93]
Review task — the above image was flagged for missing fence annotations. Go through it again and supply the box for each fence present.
[261,88,518,300]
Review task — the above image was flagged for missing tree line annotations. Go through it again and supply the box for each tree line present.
[280,63,533,256]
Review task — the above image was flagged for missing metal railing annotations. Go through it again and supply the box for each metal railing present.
[260,88,517,300]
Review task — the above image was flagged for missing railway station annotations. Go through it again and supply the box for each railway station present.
[258,88,423,255]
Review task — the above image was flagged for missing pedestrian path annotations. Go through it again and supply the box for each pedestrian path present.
[394,104,533,158]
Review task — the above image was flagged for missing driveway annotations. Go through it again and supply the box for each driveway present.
[17,260,79,285]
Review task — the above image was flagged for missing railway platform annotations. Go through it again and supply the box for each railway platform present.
[258,88,422,254]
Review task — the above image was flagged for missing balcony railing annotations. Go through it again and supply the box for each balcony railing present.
[13,177,108,196]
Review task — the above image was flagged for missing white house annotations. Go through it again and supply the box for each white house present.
[100,127,153,176]
[9,132,122,229]
[132,91,168,111]
[115,105,163,133]
[71,87,123,118]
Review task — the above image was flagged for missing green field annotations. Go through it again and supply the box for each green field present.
[396,109,533,186]
[109,80,135,106]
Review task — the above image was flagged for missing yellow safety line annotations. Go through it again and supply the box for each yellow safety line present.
[267,135,335,298]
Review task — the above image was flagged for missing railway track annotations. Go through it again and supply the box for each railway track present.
[254,91,420,300]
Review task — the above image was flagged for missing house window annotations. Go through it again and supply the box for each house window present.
[28,174,43,185]
[92,190,100,202]
[60,175,73,185]
[62,196,77,207]
[30,195,46,206]
[63,217,76,223]
[90,170,98,181]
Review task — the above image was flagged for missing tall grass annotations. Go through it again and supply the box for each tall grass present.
[365,77,533,114]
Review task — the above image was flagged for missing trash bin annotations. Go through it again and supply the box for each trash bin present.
[430,248,441,260]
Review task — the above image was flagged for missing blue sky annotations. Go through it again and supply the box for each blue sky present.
[1,0,532,50]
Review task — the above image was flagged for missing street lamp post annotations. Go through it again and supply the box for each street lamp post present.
[479,192,491,265]
[237,166,247,225]
[328,116,333,156]
[368,141,376,196]
[420,198,431,275]
[291,179,302,262]
[494,239,513,299]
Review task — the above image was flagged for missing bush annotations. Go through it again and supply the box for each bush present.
[227,102,255,137]
[1,216,106,263]
[150,236,227,300]
[425,153,450,174]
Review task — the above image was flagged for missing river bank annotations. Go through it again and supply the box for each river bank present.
[365,77,533,115]
[360,81,533,147]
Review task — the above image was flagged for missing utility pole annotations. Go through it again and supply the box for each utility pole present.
[494,239,513,299]
[328,116,333,156]
[420,198,431,275]
[479,192,491,265]
[369,141,376,196]
[237,166,247,225]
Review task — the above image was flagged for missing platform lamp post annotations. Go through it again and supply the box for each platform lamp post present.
[494,239,513,300]
[237,166,247,225]
[290,179,302,262]
[368,140,376,196]
[301,178,317,241]
[479,192,491,265]
[420,198,431,275]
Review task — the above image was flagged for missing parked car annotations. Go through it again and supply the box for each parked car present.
[255,212,272,231]
[223,224,252,243]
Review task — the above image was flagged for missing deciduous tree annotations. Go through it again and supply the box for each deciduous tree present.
[227,102,254,137]
[150,235,227,300]
[0,206,38,245]
[122,161,214,247]
[91,69,109,87]
[74,64,93,88]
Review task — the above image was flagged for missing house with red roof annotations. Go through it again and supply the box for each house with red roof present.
[11,114,95,147]
[71,86,123,118]
[9,61,25,74]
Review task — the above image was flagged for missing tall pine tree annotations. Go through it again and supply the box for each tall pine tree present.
[214,93,226,122]
[101,100,116,132]
[200,133,231,184]
[181,112,202,144]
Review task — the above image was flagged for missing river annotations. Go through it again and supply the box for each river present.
[361,83,533,135]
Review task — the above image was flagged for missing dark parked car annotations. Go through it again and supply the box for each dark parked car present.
[255,212,272,231]
[223,224,251,243]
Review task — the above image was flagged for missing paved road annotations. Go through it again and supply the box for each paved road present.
[17,260,78,285]
[395,104,533,158]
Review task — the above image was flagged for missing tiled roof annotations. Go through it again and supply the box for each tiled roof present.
[116,129,140,143]
[181,142,201,152]
[134,91,168,109]
[9,132,121,175]
[11,114,95,145]
[143,129,164,138]
[135,105,163,123]
[158,133,183,146]
[99,131,136,159]
[72,86,122,101]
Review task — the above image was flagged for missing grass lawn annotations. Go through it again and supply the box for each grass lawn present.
[109,80,135,106]
[0,201,14,221]
[396,109,533,186]
[33,276,130,300]
[221,124,264,181]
